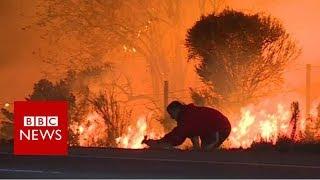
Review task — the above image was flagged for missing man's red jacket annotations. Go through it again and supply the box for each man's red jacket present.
[160,104,231,146]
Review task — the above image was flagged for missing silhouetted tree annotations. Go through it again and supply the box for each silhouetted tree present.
[35,0,175,126]
[27,78,79,145]
[27,79,75,104]
[185,9,300,110]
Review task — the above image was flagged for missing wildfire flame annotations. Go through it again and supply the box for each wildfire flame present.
[227,104,292,148]
[73,98,320,149]
[116,116,163,149]
[116,117,147,149]
[72,112,108,147]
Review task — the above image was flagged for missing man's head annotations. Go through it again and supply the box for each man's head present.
[167,101,184,120]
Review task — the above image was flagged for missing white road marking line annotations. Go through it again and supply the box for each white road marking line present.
[68,154,320,169]
[0,168,62,174]
[1,152,320,170]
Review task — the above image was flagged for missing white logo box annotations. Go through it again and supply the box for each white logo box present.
[23,116,59,127]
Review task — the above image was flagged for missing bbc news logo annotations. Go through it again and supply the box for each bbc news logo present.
[14,101,68,155]
[20,116,62,141]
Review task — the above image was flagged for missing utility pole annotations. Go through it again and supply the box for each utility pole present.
[306,64,311,118]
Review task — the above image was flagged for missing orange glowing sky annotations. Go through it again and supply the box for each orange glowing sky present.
[1,0,320,105]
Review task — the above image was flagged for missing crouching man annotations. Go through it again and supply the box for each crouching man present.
[142,101,231,151]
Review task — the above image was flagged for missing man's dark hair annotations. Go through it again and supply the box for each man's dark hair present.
[167,101,184,112]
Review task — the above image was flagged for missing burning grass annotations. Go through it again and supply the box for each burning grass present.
[1,86,320,152]
[67,94,320,151]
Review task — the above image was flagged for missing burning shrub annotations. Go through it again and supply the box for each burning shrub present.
[88,91,132,147]
[72,112,108,147]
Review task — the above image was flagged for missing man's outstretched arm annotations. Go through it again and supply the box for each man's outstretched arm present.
[142,138,174,149]
[142,126,188,149]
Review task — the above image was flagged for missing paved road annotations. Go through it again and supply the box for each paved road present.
[1,147,320,178]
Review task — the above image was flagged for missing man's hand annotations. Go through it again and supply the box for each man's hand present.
[141,136,160,147]
[141,136,149,144]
